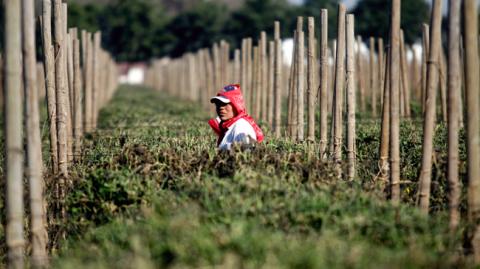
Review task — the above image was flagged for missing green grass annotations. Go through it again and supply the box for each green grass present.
[34,85,471,268]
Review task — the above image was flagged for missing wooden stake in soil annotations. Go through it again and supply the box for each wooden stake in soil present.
[268,41,275,127]
[346,14,356,180]
[389,0,401,203]
[332,4,346,165]
[357,36,366,113]
[378,38,385,106]
[418,0,443,214]
[421,24,430,114]
[73,37,83,161]
[307,17,316,142]
[42,0,59,174]
[4,0,25,267]
[83,32,93,133]
[273,21,283,137]
[463,0,480,262]
[23,0,48,266]
[447,0,461,233]
[379,46,391,190]
[369,37,377,117]
[296,17,305,142]
[54,0,69,178]
[400,30,411,118]
[319,9,329,160]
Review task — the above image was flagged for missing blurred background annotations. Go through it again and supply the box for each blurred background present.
[60,0,436,62]
[5,0,475,63]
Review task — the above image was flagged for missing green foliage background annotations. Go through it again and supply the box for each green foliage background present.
[66,0,432,62]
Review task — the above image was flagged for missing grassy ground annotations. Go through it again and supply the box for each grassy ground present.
[38,85,471,268]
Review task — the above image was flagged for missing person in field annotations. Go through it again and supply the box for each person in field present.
[208,84,264,150]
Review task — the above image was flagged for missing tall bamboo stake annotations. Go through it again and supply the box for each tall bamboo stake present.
[268,41,275,127]
[274,21,283,137]
[83,33,93,133]
[357,36,366,113]
[390,0,401,203]
[260,32,267,122]
[307,17,316,142]
[346,14,356,180]
[296,17,305,142]
[418,0,443,214]
[369,37,377,117]
[42,0,58,174]
[23,0,48,266]
[92,31,101,129]
[379,46,391,189]
[73,37,83,161]
[464,0,480,262]
[421,24,430,114]
[253,46,260,119]
[63,4,74,165]
[54,0,69,178]
[246,38,253,113]
[5,0,25,267]
[290,31,299,139]
[234,49,241,84]
[378,38,385,106]
[447,0,461,234]
[332,4,346,164]
[400,30,411,118]
[319,9,329,160]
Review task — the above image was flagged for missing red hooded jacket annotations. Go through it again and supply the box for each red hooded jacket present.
[208,84,264,146]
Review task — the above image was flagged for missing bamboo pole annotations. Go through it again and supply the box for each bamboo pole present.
[307,17,316,142]
[268,41,275,127]
[274,21,283,137]
[253,46,260,119]
[73,36,83,161]
[332,4,346,164]
[346,14,356,180]
[54,0,69,178]
[369,37,377,117]
[288,31,299,139]
[464,0,480,262]
[390,0,401,203]
[421,24,430,114]
[319,9,329,160]
[42,0,58,174]
[83,33,93,133]
[439,50,448,122]
[247,39,253,113]
[296,17,305,142]
[63,4,74,165]
[400,30,411,118]
[5,0,25,267]
[23,0,48,266]
[418,0,443,214]
[378,38,385,106]
[260,32,267,122]
[92,31,101,129]
[379,46,391,190]
[357,36,366,113]
[447,0,461,234]
[241,39,247,90]
[234,49,241,84]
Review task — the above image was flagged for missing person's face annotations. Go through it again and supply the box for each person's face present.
[215,102,235,121]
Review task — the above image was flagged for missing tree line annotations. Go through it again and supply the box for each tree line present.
[63,0,429,62]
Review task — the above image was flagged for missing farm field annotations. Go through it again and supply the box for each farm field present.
[49,85,468,268]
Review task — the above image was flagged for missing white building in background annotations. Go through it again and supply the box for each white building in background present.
[118,62,147,84]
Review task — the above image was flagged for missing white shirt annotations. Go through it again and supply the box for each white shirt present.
[217,117,257,150]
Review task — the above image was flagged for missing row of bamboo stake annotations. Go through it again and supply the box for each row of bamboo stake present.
[3,0,118,268]
[146,0,480,262]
